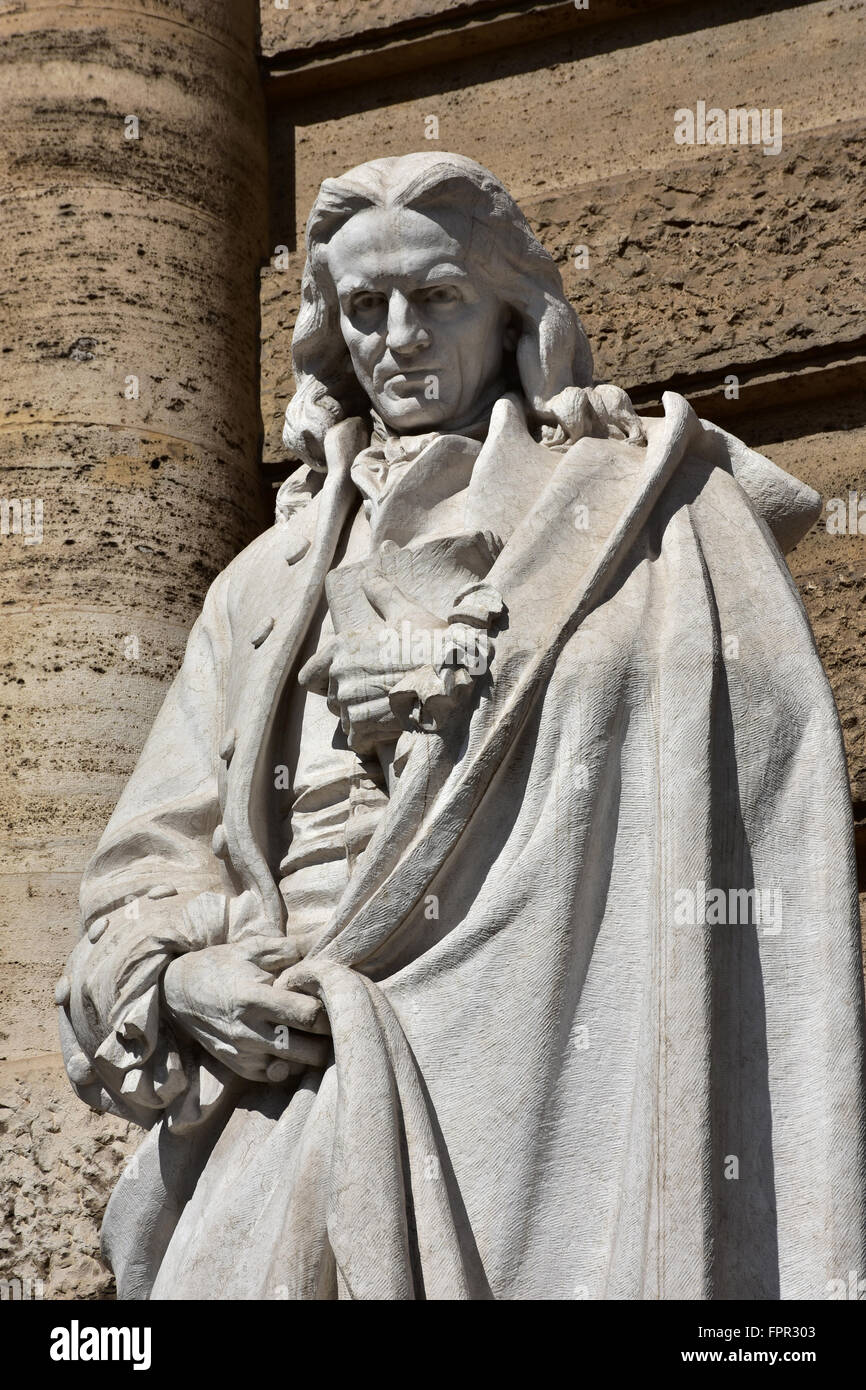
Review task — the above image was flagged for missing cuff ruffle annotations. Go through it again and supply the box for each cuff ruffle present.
[59,890,232,1131]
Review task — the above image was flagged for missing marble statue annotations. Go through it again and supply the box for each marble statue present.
[58,152,866,1300]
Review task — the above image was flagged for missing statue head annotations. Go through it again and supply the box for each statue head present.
[283,152,595,469]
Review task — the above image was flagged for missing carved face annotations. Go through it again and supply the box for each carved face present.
[325,206,512,433]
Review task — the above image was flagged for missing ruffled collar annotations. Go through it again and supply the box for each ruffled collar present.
[367,402,495,466]
[351,404,494,521]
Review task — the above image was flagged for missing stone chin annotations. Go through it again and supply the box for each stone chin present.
[374,392,455,432]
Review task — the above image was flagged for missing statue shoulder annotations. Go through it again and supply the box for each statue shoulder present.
[216,467,324,591]
[194,469,332,641]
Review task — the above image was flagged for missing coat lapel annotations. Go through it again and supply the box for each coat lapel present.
[221,460,358,937]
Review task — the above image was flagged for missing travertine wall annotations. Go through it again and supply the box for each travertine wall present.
[1,0,864,1297]
[0,0,268,1296]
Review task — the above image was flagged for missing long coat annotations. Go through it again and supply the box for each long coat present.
[60,393,866,1299]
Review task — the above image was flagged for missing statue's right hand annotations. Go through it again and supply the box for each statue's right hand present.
[162,944,331,1083]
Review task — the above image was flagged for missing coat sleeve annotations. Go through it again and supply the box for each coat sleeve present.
[59,564,238,1131]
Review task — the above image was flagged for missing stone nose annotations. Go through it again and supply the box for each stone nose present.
[385,291,431,355]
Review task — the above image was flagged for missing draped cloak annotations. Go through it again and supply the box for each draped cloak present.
[59,392,866,1300]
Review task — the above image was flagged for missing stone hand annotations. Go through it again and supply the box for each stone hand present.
[299,575,449,754]
[162,942,331,1082]
[298,626,429,753]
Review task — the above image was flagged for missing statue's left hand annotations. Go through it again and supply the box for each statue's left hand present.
[162,941,331,1083]
[299,625,430,754]
[299,575,450,754]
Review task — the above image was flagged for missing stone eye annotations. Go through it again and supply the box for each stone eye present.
[351,291,386,313]
[420,284,460,305]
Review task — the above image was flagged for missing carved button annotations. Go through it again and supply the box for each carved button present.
[251,617,274,648]
[54,976,71,1008]
[219,728,236,763]
[212,824,229,859]
[266,1059,291,1083]
[147,883,177,900]
[285,537,310,565]
[87,915,109,944]
[67,1052,95,1086]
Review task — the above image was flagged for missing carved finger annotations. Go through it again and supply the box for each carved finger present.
[221,1055,270,1083]
[330,670,400,703]
[180,1018,271,1082]
[236,1012,331,1069]
[343,700,403,752]
[236,936,303,974]
[298,637,340,695]
[267,1027,331,1070]
[241,984,330,1035]
[264,1059,305,1083]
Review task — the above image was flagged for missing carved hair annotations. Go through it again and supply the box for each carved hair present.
[283,152,641,469]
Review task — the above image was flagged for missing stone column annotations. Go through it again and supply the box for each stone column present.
[0,0,267,1296]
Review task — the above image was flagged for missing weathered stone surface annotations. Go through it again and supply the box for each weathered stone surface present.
[2,0,864,1305]
[260,0,743,74]
[534,127,866,394]
[1,875,90,1059]
[0,1059,136,1299]
[261,0,533,59]
[1,39,266,461]
[0,0,268,1298]
[750,400,866,805]
[1,609,190,874]
[279,0,864,210]
[0,426,263,622]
